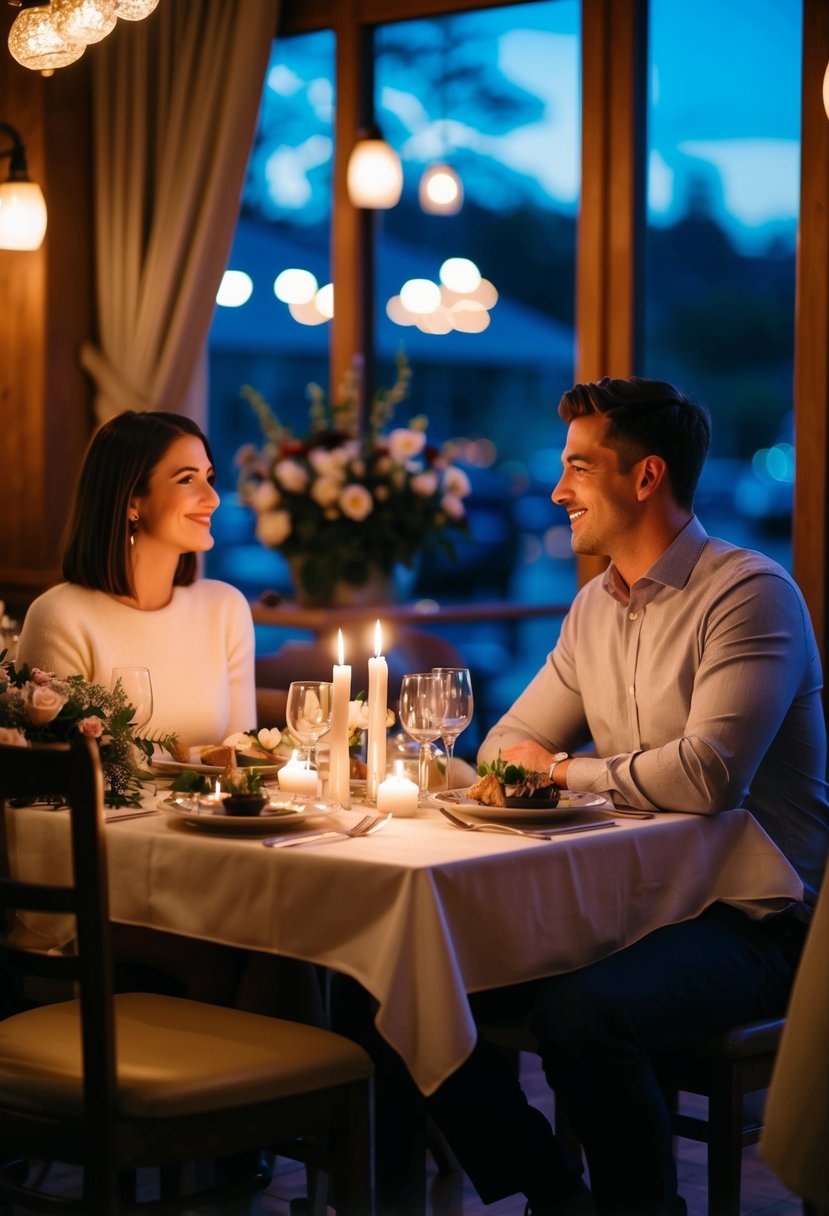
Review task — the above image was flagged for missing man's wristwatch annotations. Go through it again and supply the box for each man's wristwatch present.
[548,752,570,782]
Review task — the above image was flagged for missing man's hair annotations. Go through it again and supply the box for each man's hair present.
[62,410,215,597]
[558,376,711,511]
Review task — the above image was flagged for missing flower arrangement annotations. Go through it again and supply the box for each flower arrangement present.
[235,352,473,605]
[0,656,175,808]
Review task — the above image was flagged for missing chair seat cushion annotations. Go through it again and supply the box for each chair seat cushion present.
[0,993,372,1119]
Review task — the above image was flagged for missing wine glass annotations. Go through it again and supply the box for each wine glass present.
[110,667,153,733]
[432,667,474,790]
[398,673,444,799]
[285,681,334,772]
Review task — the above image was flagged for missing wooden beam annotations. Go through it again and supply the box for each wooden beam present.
[575,0,647,584]
[793,0,829,668]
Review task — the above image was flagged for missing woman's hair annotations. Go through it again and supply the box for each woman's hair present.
[62,411,215,596]
[558,376,711,511]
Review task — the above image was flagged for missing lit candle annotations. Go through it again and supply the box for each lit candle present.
[377,760,418,817]
[327,628,352,808]
[277,750,319,796]
[366,619,388,803]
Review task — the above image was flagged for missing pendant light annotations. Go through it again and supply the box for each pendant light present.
[52,0,118,45]
[347,124,403,210]
[8,4,86,71]
[0,122,48,250]
[112,0,160,19]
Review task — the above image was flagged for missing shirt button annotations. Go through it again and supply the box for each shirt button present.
[628,686,635,696]
[629,611,638,620]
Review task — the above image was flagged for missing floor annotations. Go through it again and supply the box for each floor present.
[9,1053,801,1215]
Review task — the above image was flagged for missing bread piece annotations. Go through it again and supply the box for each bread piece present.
[466,771,506,807]
[200,744,233,768]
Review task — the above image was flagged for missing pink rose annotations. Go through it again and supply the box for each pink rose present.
[0,727,29,747]
[24,683,68,726]
[30,667,54,686]
[77,716,104,739]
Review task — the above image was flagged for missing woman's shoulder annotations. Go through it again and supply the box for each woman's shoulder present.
[25,582,104,619]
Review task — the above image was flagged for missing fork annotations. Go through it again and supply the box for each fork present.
[263,811,391,848]
[437,806,616,839]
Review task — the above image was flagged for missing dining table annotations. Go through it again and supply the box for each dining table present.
[5,782,804,1099]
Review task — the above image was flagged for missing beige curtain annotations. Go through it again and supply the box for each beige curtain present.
[80,0,279,423]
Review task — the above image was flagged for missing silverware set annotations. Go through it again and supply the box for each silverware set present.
[263,811,391,848]
[436,805,617,839]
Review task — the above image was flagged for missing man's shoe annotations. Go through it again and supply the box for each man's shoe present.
[524,1180,595,1216]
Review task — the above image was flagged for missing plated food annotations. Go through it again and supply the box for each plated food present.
[467,757,559,808]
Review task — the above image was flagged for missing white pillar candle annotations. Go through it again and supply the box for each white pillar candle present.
[377,760,419,817]
[327,628,352,808]
[366,619,388,803]
[277,751,319,796]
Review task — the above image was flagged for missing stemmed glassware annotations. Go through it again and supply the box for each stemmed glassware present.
[398,672,445,800]
[110,667,153,733]
[285,680,334,772]
[432,667,474,790]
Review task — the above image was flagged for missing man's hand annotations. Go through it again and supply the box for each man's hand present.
[501,741,558,772]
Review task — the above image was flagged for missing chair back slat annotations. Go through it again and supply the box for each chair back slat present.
[0,739,120,1166]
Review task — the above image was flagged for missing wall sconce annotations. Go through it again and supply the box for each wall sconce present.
[346,124,403,209]
[418,161,463,216]
[0,122,48,250]
[823,59,829,122]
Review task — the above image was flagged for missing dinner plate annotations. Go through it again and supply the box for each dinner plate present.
[432,788,613,821]
[165,794,340,834]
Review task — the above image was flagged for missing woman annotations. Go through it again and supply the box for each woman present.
[17,410,255,746]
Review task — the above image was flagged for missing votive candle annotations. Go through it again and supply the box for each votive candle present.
[328,628,352,807]
[366,619,388,803]
[278,750,319,796]
[377,760,418,817]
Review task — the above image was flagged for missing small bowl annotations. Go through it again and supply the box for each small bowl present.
[221,793,267,817]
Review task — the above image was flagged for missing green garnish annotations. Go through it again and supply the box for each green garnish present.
[476,751,530,785]
[170,770,211,795]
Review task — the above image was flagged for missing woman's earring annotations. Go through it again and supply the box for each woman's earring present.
[129,515,139,547]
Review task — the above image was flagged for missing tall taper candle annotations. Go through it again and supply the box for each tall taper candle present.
[328,628,352,807]
[366,619,388,803]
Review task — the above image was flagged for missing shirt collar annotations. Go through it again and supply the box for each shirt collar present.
[602,516,709,603]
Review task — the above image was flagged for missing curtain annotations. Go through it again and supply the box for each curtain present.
[80,0,279,423]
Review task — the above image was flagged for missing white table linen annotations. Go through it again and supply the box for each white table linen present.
[7,798,803,1095]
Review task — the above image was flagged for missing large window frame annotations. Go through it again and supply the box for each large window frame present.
[278,0,829,668]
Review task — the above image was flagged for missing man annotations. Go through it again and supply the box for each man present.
[464,375,827,1215]
[336,375,828,1216]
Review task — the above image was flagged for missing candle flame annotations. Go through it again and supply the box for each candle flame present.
[394,759,405,778]
[214,778,221,798]
[374,618,383,658]
[337,627,345,666]
[290,749,299,764]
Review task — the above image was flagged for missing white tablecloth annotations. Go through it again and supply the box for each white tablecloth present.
[7,798,803,1095]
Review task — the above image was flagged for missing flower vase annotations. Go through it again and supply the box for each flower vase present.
[288,557,416,608]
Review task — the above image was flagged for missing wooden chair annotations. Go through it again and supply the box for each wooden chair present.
[0,737,373,1215]
[480,1015,786,1216]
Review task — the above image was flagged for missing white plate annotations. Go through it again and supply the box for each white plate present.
[432,788,612,822]
[152,757,282,777]
[165,794,340,834]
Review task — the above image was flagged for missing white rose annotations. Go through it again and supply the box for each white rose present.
[411,471,439,497]
[443,465,472,498]
[251,480,281,511]
[441,493,466,521]
[274,459,309,493]
[24,683,68,727]
[388,428,427,463]
[347,701,371,732]
[311,476,343,508]
[339,484,374,522]
[255,509,293,547]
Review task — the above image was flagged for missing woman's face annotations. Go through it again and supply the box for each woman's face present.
[130,435,220,556]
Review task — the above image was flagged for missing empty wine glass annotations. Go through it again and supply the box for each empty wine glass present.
[110,667,153,733]
[398,673,444,799]
[285,681,334,772]
[432,667,474,790]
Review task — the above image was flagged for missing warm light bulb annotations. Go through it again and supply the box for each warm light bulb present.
[53,0,117,45]
[418,163,463,215]
[0,180,48,250]
[274,268,317,304]
[400,278,441,314]
[440,257,481,294]
[315,283,334,319]
[347,138,403,209]
[8,5,86,71]
[824,59,829,122]
[216,270,253,308]
[112,0,160,19]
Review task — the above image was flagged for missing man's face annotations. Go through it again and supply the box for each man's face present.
[552,413,645,559]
